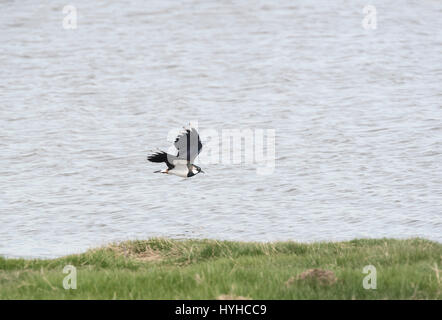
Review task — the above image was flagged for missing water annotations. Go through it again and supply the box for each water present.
[1,0,441,258]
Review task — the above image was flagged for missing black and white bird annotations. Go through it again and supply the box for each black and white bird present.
[147,127,204,178]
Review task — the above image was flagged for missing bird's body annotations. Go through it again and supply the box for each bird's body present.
[159,159,199,178]
[147,127,204,178]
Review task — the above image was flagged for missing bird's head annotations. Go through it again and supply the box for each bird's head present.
[192,165,204,175]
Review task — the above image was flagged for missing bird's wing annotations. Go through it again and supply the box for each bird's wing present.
[147,151,176,169]
[174,127,203,163]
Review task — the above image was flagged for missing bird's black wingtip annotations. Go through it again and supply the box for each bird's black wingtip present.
[147,151,168,163]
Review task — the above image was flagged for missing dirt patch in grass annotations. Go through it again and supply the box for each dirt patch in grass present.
[286,268,337,286]
[107,244,163,262]
[217,294,251,300]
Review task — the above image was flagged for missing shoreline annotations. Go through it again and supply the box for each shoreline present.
[4,234,442,261]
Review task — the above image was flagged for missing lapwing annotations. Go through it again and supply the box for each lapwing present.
[147,127,204,178]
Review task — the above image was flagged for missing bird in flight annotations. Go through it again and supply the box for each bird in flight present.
[147,127,204,178]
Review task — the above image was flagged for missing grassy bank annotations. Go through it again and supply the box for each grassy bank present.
[0,238,441,299]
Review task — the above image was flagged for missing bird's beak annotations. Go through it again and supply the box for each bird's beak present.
[200,170,205,174]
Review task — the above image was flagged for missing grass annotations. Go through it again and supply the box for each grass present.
[0,238,441,299]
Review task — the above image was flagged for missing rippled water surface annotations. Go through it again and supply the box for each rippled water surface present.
[1,0,441,258]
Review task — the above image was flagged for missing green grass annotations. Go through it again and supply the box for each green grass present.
[0,238,441,299]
